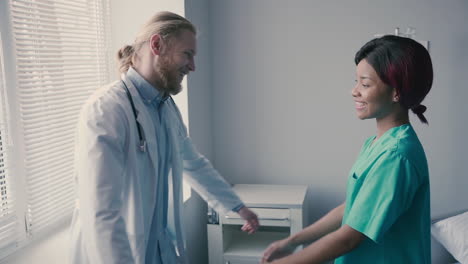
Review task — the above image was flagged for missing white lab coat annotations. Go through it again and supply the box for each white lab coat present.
[69,75,243,264]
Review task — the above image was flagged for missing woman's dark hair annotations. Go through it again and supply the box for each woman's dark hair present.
[355,35,433,124]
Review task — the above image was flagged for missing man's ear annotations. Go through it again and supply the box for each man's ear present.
[149,34,163,55]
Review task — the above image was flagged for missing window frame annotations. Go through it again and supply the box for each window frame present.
[0,0,112,259]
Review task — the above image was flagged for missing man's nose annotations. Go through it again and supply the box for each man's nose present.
[188,58,195,72]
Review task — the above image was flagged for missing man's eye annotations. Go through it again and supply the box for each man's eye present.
[362,84,370,88]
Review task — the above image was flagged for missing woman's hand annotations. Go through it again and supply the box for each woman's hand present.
[261,238,297,263]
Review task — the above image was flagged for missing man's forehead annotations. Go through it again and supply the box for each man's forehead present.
[173,30,196,52]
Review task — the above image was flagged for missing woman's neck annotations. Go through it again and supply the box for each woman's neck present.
[375,111,409,140]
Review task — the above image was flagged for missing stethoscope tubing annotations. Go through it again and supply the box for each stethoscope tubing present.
[122,80,147,152]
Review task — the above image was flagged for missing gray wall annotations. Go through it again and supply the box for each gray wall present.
[186,0,468,263]
[209,0,468,219]
[184,0,213,263]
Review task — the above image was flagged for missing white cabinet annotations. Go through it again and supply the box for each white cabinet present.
[207,184,308,264]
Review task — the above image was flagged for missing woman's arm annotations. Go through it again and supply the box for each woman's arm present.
[262,202,346,262]
[268,224,365,264]
[290,202,345,246]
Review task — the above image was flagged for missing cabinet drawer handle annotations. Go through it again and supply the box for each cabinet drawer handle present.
[258,217,289,221]
[225,216,289,221]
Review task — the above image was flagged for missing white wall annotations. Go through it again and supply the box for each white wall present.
[183,0,215,263]
[4,1,467,263]
[2,1,208,263]
[209,0,468,217]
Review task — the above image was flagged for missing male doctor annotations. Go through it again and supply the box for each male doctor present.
[69,11,259,264]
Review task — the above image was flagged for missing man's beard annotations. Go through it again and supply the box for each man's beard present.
[155,55,182,96]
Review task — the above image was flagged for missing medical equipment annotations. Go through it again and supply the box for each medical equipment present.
[375,27,429,51]
[122,80,147,152]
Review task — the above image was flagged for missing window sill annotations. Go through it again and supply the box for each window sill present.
[1,220,71,264]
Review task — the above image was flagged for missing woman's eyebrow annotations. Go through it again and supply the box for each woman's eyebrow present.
[359,75,373,81]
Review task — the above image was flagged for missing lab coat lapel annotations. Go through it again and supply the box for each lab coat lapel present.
[121,76,159,172]
[122,75,187,263]
[164,102,188,263]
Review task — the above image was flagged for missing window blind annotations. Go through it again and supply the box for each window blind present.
[10,0,111,237]
[0,32,19,255]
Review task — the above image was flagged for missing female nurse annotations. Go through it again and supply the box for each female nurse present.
[261,35,433,264]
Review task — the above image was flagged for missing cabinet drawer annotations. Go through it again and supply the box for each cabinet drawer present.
[223,256,259,264]
[223,229,288,262]
[223,208,290,226]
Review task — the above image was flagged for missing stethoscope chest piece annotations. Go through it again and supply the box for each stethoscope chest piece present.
[139,140,147,153]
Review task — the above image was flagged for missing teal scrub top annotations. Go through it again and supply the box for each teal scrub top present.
[335,124,431,264]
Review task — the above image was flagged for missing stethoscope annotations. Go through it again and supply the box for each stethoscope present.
[122,80,147,152]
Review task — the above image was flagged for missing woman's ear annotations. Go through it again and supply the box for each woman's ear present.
[392,89,400,103]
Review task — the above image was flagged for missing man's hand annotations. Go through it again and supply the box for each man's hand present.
[261,238,296,263]
[237,207,259,234]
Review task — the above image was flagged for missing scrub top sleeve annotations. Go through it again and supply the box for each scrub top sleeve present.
[76,101,134,263]
[344,151,420,243]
